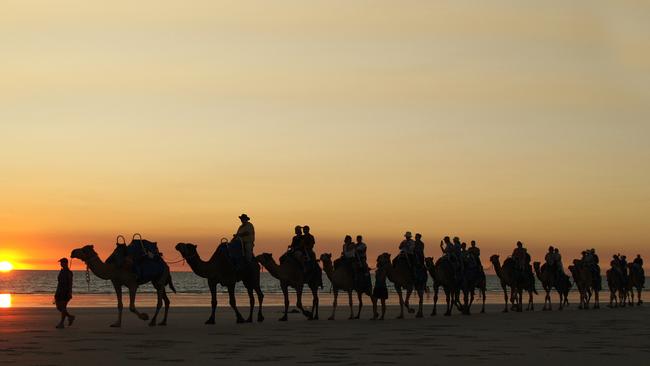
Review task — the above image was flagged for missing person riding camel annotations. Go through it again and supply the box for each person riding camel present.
[302,225,317,272]
[467,240,482,270]
[440,236,453,256]
[288,226,308,272]
[512,241,528,271]
[582,248,602,289]
[399,232,416,271]
[553,247,565,277]
[355,235,369,273]
[234,214,255,267]
[414,234,425,269]
[620,255,630,283]
[440,236,461,278]
[633,254,644,267]
[341,235,358,282]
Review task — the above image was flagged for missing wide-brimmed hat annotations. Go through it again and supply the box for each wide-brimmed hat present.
[404,231,413,238]
[239,214,250,221]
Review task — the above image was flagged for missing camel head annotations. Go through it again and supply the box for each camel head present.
[319,253,332,265]
[489,254,500,265]
[256,253,274,267]
[71,245,98,263]
[376,253,392,269]
[175,243,198,259]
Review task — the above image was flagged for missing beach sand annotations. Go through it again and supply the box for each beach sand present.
[1,303,649,365]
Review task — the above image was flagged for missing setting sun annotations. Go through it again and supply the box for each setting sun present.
[0,261,13,272]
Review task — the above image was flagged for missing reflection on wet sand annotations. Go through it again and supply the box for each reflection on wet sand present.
[0,293,11,308]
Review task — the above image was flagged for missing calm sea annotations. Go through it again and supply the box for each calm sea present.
[0,270,597,308]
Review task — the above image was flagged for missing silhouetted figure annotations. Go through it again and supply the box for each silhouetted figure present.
[372,262,389,320]
[356,235,369,272]
[302,225,316,265]
[55,258,75,329]
[399,232,415,255]
[440,236,453,255]
[414,234,425,268]
[235,214,255,262]
[512,241,528,270]
[468,240,482,269]
[634,254,644,267]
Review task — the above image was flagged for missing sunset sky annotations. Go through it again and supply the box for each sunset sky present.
[1,1,649,270]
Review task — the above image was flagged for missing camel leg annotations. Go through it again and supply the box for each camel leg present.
[149,286,163,326]
[296,285,313,319]
[528,291,534,311]
[355,292,363,319]
[128,287,149,321]
[159,290,170,326]
[206,280,217,325]
[329,289,338,320]
[404,288,415,314]
[637,288,643,306]
[347,291,354,320]
[480,288,486,313]
[255,286,265,322]
[396,287,405,319]
[280,284,289,322]
[228,285,246,323]
[370,295,378,320]
[431,285,439,317]
[594,290,600,309]
[501,285,509,313]
[111,282,123,328]
[416,290,423,318]
[246,287,255,323]
[311,286,319,320]
[444,289,452,317]
[380,299,386,320]
[462,290,470,315]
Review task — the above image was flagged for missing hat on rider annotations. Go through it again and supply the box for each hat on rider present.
[404,232,412,238]
[239,214,250,221]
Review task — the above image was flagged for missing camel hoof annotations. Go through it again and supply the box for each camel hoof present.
[407,308,415,314]
[257,315,265,323]
[481,310,486,314]
[110,323,121,328]
[279,316,288,322]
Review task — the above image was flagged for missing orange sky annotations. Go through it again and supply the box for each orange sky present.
[1,1,649,270]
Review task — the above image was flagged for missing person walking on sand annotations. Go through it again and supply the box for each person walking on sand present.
[55,258,75,329]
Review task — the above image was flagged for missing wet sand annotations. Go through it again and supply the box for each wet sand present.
[1,304,649,365]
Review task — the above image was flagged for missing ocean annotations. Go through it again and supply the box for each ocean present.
[0,270,596,308]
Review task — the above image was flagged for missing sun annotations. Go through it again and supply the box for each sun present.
[0,261,13,273]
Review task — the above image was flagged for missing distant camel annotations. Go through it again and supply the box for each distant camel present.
[459,260,487,315]
[627,263,645,306]
[606,268,626,308]
[490,255,536,312]
[320,253,378,320]
[533,262,571,311]
[377,253,425,319]
[569,260,600,310]
[175,243,264,324]
[256,253,321,321]
[425,257,459,316]
[71,245,176,327]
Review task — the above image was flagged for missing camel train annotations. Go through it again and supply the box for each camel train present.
[70,235,645,327]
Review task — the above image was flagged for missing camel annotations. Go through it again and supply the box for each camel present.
[627,263,645,306]
[320,253,378,320]
[459,259,487,315]
[606,268,626,308]
[533,262,571,311]
[377,253,425,319]
[175,243,264,324]
[490,255,536,312]
[256,253,321,321]
[425,256,459,316]
[71,245,175,327]
[569,260,600,309]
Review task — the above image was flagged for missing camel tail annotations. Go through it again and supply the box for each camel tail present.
[168,275,177,293]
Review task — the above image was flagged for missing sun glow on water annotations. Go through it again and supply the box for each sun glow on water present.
[0,261,13,273]
[0,294,11,308]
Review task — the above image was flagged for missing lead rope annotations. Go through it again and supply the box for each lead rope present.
[85,265,91,292]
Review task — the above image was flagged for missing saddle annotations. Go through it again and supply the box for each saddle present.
[108,235,166,282]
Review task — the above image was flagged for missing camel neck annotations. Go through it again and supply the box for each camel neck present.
[86,255,115,281]
[185,253,213,278]
[321,259,335,279]
[263,259,285,281]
